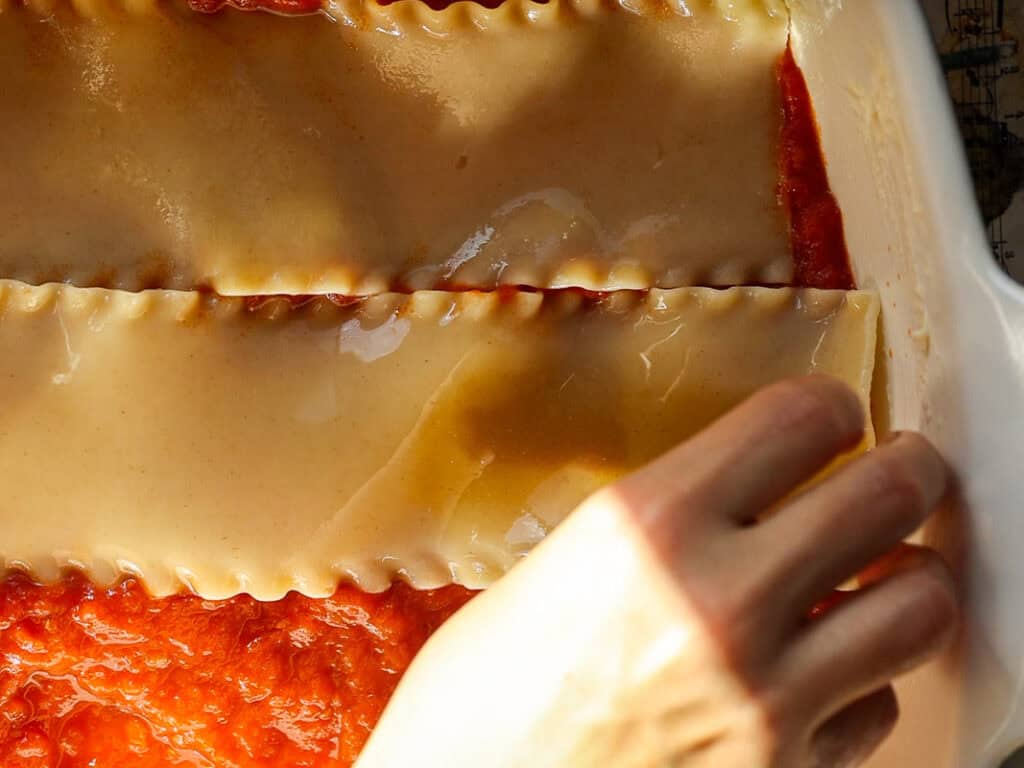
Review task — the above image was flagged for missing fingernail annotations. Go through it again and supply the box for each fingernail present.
[880,430,903,445]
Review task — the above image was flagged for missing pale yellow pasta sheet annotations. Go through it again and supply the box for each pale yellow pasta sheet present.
[0,0,789,293]
[0,283,876,599]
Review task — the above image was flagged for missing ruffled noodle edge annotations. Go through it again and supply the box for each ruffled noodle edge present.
[0,280,876,599]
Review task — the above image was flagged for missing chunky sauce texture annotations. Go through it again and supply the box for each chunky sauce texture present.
[0,573,473,766]
[0,30,851,768]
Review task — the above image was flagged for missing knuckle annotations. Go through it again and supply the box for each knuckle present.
[883,553,959,660]
[651,485,716,534]
[661,482,716,525]
[867,452,929,522]
[893,430,937,455]
[906,554,959,631]
[894,432,948,492]
[712,584,752,632]
[698,566,783,669]
[682,563,758,657]
[613,482,695,531]
[611,459,716,531]
[769,377,862,442]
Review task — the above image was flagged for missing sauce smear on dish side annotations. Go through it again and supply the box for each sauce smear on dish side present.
[0,42,851,768]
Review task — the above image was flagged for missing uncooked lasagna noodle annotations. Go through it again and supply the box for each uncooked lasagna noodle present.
[0,0,790,294]
[0,282,877,599]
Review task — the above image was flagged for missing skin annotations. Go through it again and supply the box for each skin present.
[355,375,959,768]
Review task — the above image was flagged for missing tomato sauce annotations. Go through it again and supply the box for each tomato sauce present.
[0,31,851,768]
[779,45,855,290]
[0,572,472,767]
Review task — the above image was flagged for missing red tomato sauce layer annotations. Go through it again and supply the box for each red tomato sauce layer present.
[779,45,854,290]
[0,572,473,767]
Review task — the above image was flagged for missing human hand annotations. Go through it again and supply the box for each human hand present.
[355,376,958,768]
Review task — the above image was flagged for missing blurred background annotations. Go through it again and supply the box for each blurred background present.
[921,0,1024,283]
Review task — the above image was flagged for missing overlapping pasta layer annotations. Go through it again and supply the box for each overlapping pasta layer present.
[0,282,877,600]
[0,0,789,294]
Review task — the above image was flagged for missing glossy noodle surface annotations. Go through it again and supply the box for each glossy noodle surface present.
[0,0,790,293]
[0,5,859,764]
[0,284,875,599]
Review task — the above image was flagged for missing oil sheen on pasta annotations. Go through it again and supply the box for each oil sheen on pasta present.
[0,44,852,768]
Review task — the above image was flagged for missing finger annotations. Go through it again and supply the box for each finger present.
[617,375,864,532]
[808,686,899,768]
[749,432,948,621]
[857,543,920,588]
[781,548,958,717]
[807,544,921,621]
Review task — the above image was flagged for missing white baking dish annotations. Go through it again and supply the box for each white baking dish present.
[789,1,1024,765]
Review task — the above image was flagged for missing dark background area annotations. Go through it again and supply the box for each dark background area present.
[923,0,1024,283]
